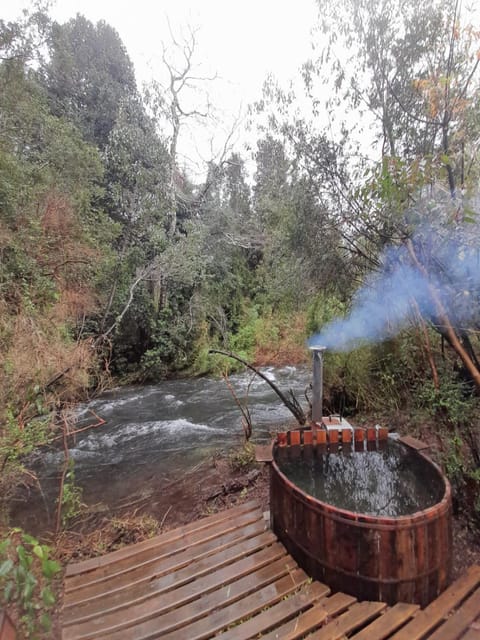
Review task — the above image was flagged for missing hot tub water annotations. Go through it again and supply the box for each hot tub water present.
[275,439,445,517]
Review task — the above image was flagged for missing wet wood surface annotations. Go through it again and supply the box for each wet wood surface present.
[271,436,452,607]
[399,435,431,451]
[61,501,480,639]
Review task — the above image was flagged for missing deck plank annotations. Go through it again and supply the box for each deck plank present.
[63,542,288,636]
[64,529,277,623]
[63,557,302,640]
[65,504,263,592]
[390,566,480,640]
[350,603,420,640]
[155,567,309,640]
[212,581,330,640]
[428,588,480,640]
[65,500,261,578]
[65,516,267,605]
[462,628,480,640]
[64,518,269,606]
[308,601,388,640]
[258,592,358,640]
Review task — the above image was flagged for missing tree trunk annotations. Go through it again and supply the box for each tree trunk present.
[407,240,480,390]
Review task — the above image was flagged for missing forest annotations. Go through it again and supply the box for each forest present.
[1,0,480,635]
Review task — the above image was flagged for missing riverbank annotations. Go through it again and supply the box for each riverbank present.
[56,447,270,565]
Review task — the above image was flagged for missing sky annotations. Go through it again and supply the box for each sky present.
[5,0,320,176]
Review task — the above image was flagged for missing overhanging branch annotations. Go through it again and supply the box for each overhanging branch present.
[209,349,306,425]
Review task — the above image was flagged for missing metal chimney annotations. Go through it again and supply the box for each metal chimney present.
[310,346,326,424]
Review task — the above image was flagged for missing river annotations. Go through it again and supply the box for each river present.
[10,365,311,533]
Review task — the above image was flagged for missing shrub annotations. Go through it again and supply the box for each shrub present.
[0,530,61,637]
[229,443,256,472]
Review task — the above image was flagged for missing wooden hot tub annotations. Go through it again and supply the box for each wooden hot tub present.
[269,427,452,606]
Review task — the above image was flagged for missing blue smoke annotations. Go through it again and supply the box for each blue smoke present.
[308,225,480,352]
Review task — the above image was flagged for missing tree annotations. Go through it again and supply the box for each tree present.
[146,23,218,238]
[44,15,137,148]
[0,23,114,433]
[253,0,480,400]
[253,135,290,228]
[94,95,176,369]
[224,152,251,219]
[251,131,352,308]
[102,95,169,235]
[302,0,480,390]
[309,0,480,195]
[0,1,50,65]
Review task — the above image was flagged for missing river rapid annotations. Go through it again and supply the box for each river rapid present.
[11,366,311,533]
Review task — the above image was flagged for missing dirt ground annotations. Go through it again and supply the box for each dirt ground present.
[58,453,271,565]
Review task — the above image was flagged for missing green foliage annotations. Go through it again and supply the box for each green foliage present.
[139,302,192,379]
[415,369,475,428]
[0,413,53,521]
[229,443,256,472]
[251,313,280,350]
[187,323,221,376]
[0,2,50,64]
[102,94,169,230]
[46,15,137,148]
[442,433,466,481]
[2,411,51,462]
[229,304,260,361]
[306,293,346,336]
[0,530,61,637]
[306,291,422,413]
[59,461,84,529]
[318,330,426,414]
[0,16,113,529]
[322,346,376,412]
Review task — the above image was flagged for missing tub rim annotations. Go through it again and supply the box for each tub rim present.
[271,438,452,527]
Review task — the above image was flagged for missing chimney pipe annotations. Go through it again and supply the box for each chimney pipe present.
[310,346,326,424]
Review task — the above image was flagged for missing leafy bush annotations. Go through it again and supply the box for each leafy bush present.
[306,293,346,336]
[415,369,475,428]
[229,443,256,471]
[0,530,61,637]
[229,304,260,361]
[58,461,85,529]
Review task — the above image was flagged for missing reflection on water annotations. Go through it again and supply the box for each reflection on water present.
[275,440,445,516]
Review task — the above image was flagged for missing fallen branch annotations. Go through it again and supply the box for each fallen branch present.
[51,410,106,442]
[160,505,172,530]
[209,349,306,425]
[100,265,154,340]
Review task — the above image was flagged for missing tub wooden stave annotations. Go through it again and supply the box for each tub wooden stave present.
[270,446,452,607]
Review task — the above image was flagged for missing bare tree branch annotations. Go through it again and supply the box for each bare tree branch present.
[209,349,307,425]
[222,372,253,441]
[100,265,154,340]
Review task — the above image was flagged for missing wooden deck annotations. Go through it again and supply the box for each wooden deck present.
[62,501,480,640]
